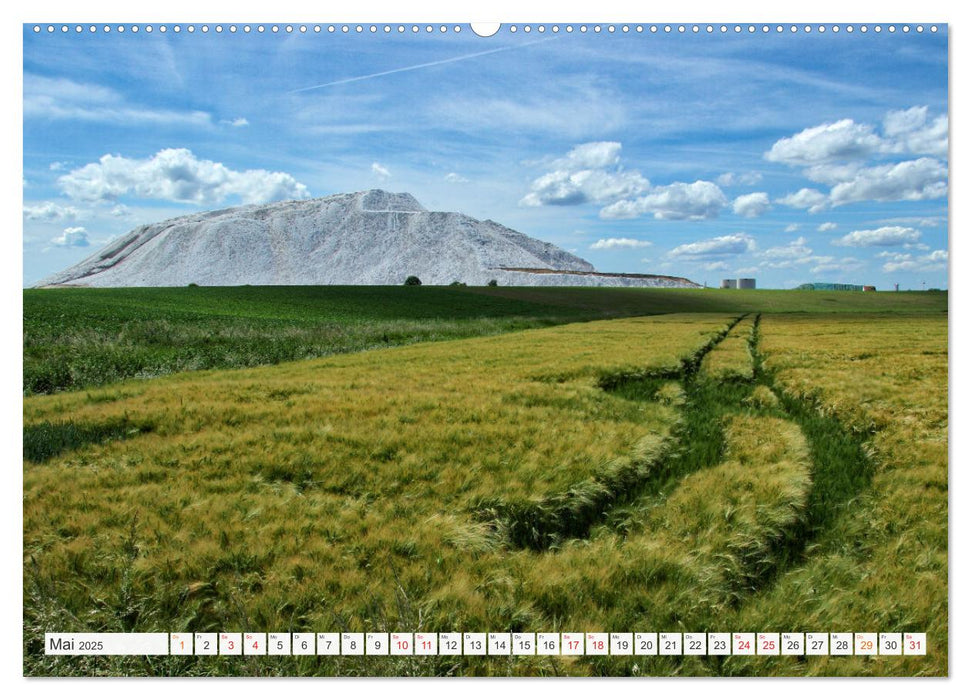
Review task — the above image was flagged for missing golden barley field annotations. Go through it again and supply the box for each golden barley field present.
[23,301,947,677]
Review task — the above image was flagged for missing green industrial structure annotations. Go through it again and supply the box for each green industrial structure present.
[796,282,876,292]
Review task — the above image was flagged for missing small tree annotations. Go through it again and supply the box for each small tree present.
[404,276,422,286]
[487,279,498,287]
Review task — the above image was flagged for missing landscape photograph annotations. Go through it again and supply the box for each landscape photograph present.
[21,20,948,677]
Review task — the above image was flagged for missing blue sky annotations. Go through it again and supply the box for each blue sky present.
[22,23,949,289]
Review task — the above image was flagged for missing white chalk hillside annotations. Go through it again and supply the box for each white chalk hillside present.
[37,190,700,288]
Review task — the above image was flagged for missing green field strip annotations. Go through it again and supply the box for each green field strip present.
[24,287,947,395]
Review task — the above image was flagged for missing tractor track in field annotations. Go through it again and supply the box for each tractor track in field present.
[471,314,747,550]
[476,312,875,607]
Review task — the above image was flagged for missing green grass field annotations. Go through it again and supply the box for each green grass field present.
[22,287,948,676]
[23,286,946,395]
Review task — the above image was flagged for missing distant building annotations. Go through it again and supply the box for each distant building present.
[796,282,872,291]
[720,278,755,289]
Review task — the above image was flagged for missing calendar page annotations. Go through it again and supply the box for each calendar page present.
[21,11,948,679]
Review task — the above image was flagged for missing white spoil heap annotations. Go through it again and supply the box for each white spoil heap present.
[38,190,700,289]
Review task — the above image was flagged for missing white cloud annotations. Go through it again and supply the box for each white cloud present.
[834,226,922,247]
[767,108,948,169]
[765,119,884,165]
[50,226,89,247]
[810,256,865,275]
[883,106,948,157]
[802,162,864,186]
[668,233,755,261]
[49,161,66,171]
[444,172,468,183]
[884,106,929,138]
[704,261,729,271]
[879,249,948,273]
[765,109,948,211]
[23,201,84,222]
[220,117,250,127]
[590,237,652,250]
[828,158,947,206]
[762,237,812,260]
[58,148,310,205]
[522,168,649,207]
[876,216,945,229]
[783,158,948,209]
[817,222,838,232]
[521,142,648,207]
[371,162,391,179]
[784,224,800,233]
[732,192,770,218]
[760,237,821,269]
[716,171,762,187]
[602,180,727,220]
[523,143,727,221]
[24,74,211,127]
[757,239,865,274]
[776,188,828,214]
[554,141,623,170]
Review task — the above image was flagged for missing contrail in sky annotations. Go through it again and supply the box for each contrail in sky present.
[289,38,556,93]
